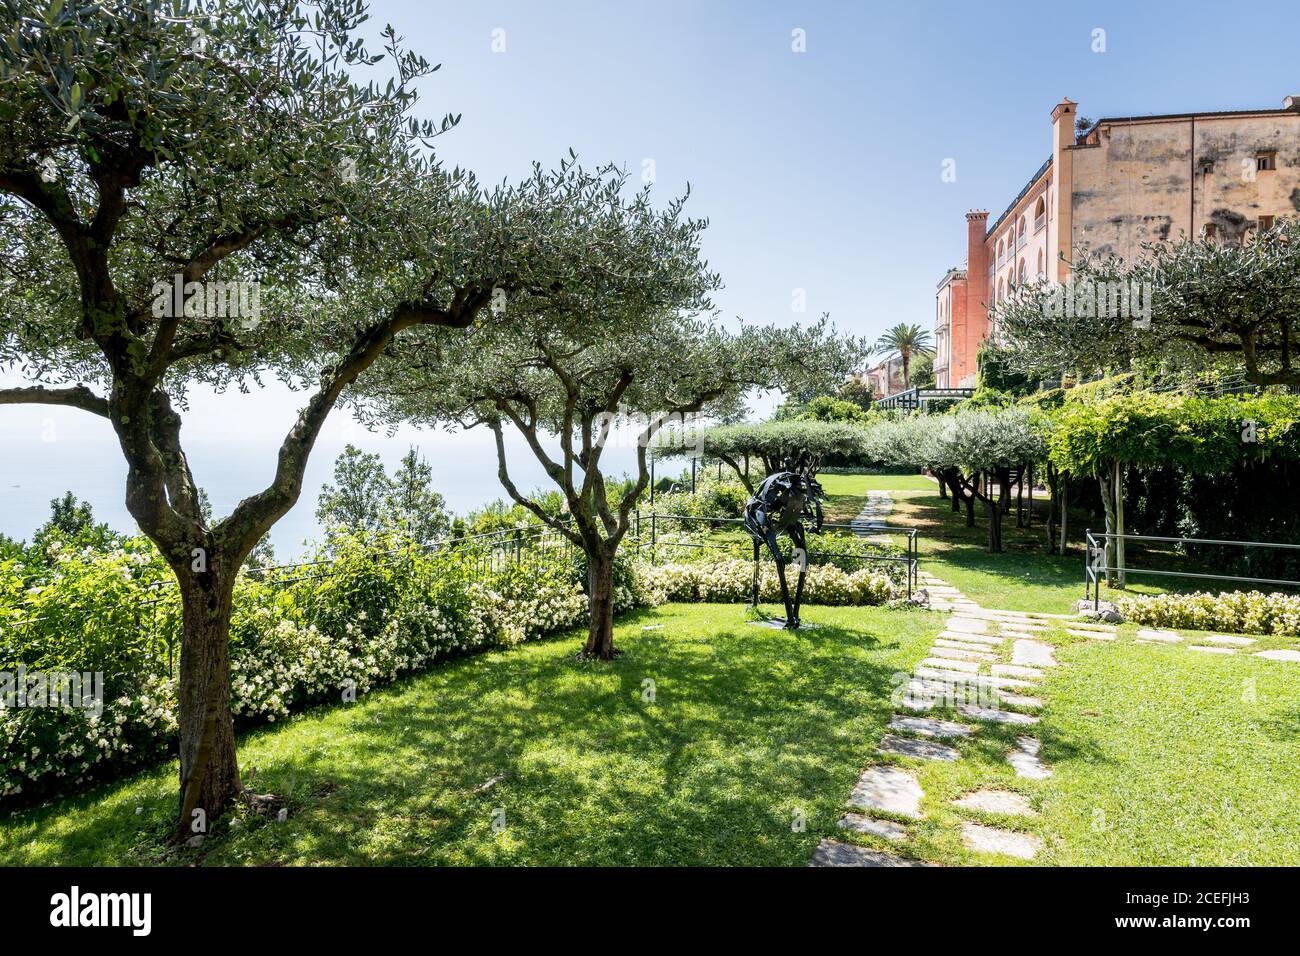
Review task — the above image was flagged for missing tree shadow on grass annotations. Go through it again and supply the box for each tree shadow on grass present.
[1,602,935,867]
[203,605,923,866]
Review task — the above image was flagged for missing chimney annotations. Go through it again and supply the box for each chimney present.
[1050,98,1077,283]
[960,210,990,385]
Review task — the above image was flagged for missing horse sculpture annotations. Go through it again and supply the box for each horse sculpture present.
[741,454,826,629]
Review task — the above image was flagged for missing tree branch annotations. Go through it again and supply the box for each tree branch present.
[0,384,110,418]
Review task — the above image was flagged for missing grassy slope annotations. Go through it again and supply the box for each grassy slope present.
[812,474,1300,866]
[0,602,945,866]
[825,617,1300,866]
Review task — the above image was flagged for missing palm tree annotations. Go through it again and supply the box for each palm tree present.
[874,323,935,390]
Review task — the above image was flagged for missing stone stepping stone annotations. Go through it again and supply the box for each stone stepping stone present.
[899,683,942,711]
[1067,620,1117,633]
[810,839,934,867]
[961,822,1043,860]
[1012,639,1057,667]
[958,703,1040,726]
[1202,634,1257,646]
[889,714,975,739]
[837,813,908,841]
[992,663,1044,681]
[1188,645,1235,655]
[947,617,990,634]
[905,678,984,707]
[998,692,1042,711]
[914,668,1037,691]
[1001,623,1049,634]
[952,789,1037,817]
[1253,649,1300,662]
[1007,737,1051,779]
[935,636,999,652]
[921,656,979,673]
[1137,628,1182,643]
[930,645,996,663]
[848,766,924,818]
[877,733,960,762]
[1067,629,1115,641]
[937,630,1003,646]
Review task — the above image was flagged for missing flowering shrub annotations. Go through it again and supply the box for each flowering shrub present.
[0,673,176,799]
[642,559,894,606]
[1117,590,1300,636]
[1,531,890,804]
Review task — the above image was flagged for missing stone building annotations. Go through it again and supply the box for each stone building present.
[935,94,1300,388]
[860,355,906,400]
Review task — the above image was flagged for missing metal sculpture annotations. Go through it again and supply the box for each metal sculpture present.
[741,454,826,629]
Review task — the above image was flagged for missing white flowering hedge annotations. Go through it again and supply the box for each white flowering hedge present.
[641,559,894,606]
[2,533,891,803]
[1116,590,1300,636]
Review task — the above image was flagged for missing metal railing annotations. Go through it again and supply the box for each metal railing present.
[1083,529,1300,610]
[634,511,919,597]
[876,387,974,412]
[4,508,924,669]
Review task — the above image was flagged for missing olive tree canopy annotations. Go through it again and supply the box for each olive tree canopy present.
[0,0,617,835]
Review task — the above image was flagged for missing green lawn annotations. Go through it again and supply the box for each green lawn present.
[8,470,1299,867]
[824,618,1300,866]
[818,472,935,522]
[0,602,945,866]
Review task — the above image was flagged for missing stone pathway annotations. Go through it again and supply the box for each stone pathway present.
[850,490,894,532]
[1131,626,1300,662]
[813,489,1299,866]
[814,552,1064,865]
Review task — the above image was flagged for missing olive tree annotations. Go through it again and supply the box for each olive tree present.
[993,220,1300,387]
[652,419,868,492]
[0,0,577,836]
[865,408,1045,552]
[360,167,862,659]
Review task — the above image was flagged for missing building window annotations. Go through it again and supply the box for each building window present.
[1256,151,1277,172]
[1037,249,1045,277]
[1018,260,1027,284]
[1034,197,1046,232]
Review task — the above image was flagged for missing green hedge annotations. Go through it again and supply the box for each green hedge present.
[1,527,898,804]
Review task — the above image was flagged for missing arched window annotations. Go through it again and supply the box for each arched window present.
[1034,197,1046,229]
[1018,215,1027,239]
[1018,259,1027,284]
[998,278,1006,302]
[1037,249,1045,277]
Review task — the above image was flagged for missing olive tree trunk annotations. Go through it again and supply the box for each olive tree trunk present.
[175,560,241,841]
[582,545,618,660]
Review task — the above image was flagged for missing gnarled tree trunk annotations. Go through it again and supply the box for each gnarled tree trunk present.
[175,565,241,840]
[582,545,618,660]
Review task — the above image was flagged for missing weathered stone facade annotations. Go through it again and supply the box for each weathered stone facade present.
[934,95,1300,388]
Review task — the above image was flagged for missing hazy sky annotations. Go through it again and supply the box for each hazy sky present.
[3,0,1297,551]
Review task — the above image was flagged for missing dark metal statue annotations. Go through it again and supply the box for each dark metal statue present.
[742,454,826,629]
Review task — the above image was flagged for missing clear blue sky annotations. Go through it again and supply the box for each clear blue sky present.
[4,0,1298,552]
[375,0,1300,341]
